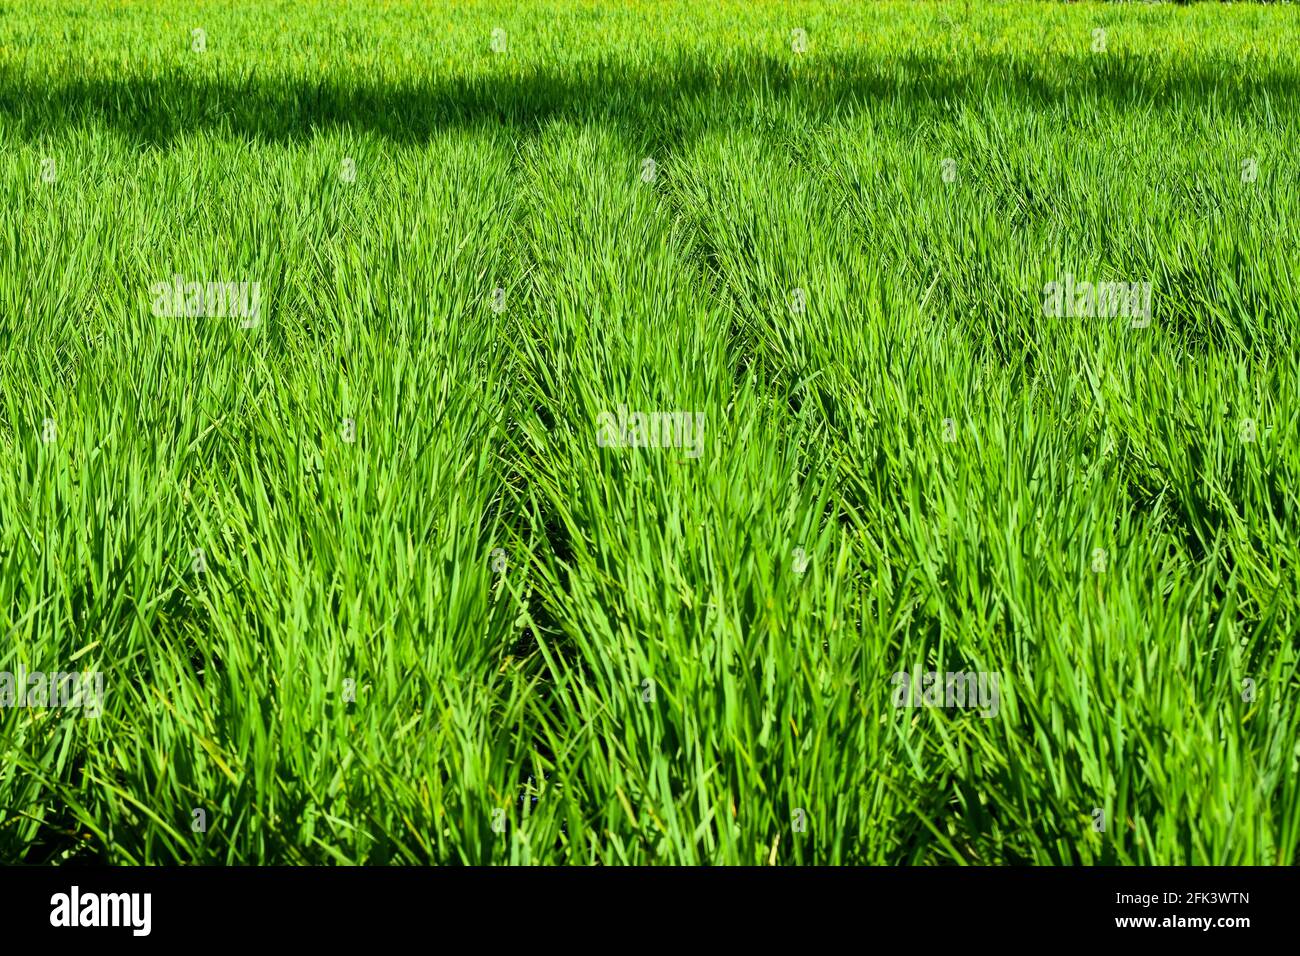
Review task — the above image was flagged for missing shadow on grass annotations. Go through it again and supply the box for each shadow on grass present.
[1,50,1297,147]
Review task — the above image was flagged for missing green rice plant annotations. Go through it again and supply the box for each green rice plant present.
[0,0,1297,864]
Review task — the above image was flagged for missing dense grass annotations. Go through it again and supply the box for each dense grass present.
[1,0,1298,864]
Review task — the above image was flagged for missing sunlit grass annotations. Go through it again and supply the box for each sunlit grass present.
[1,0,1297,864]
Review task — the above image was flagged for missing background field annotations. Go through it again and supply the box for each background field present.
[1,0,1298,864]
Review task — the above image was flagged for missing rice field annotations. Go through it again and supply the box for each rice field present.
[1,0,1298,865]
